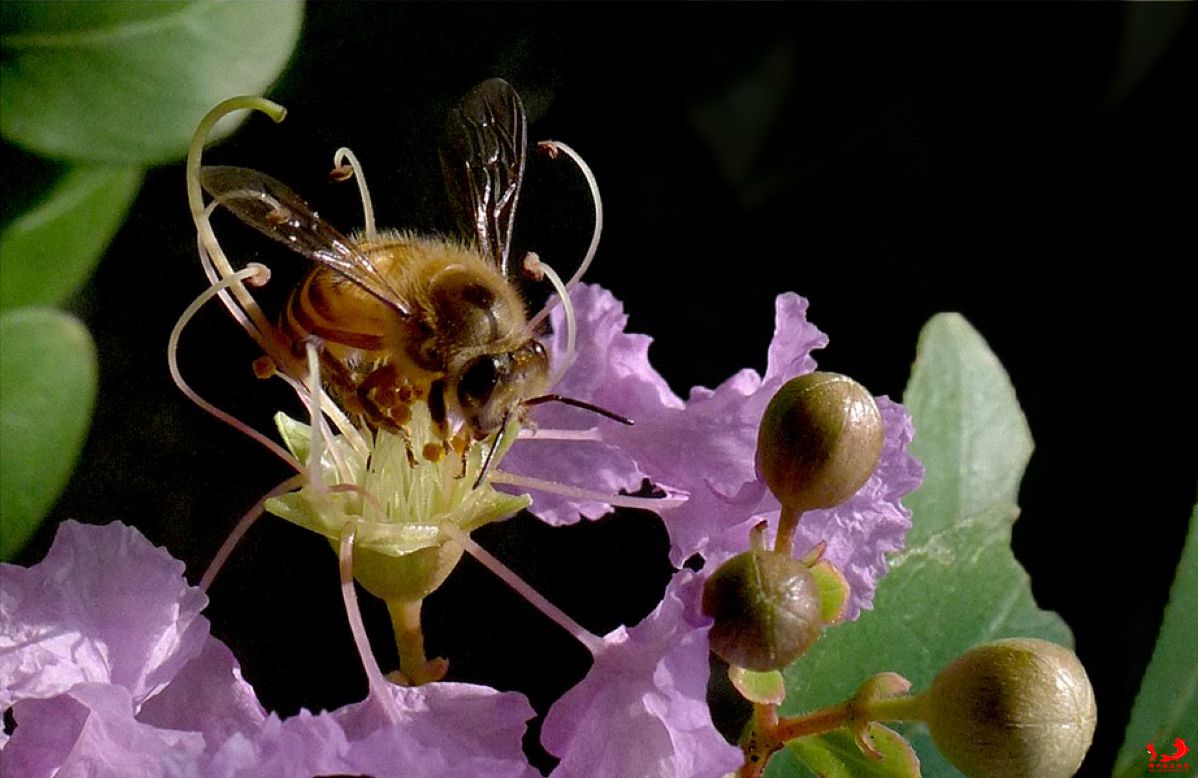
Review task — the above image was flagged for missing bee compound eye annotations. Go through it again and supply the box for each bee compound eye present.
[459,355,501,407]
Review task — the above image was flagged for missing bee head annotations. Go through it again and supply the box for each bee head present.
[457,339,549,438]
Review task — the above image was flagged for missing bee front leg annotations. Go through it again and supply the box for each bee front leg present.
[428,377,451,448]
[428,378,470,479]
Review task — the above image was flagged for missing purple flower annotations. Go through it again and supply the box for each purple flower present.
[506,284,922,616]
[0,520,211,742]
[541,571,742,778]
[1,522,537,777]
[4,683,206,778]
[2,284,923,777]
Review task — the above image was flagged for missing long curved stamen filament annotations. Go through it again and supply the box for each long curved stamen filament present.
[188,101,371,459]
[169,264,302,472]
[195,205,264,346]
[438,522,604,656]
[333,147,378,243]
[524,253,576,387]
[527,140,603,333]
[187,97,287,353]
[200,474,307,591]
[489,470,687,512]
[339,521,399,713]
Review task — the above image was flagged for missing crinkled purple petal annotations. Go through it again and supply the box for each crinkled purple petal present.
[626,293,828,564]
[503,285,680,524]
[203,682,537,778]
[4,683,205,778]
[202,709,353,778]
[333,681,540,778]
[542,571,742,778]
[507,287,823,537]
[510,287,832,561]
[138,635,266,749]
[0,521,209,724]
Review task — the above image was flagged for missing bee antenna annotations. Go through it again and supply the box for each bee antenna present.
[474,413,510,489]
[524,394,634,426]
[332,147,378,243]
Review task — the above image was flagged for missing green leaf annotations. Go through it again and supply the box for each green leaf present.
[1114,498,1198,777]
[770,314,1072,778]
[1,1,303,163]
[1,165,142,310]
[0,308,97,559]
[784,724,920,778]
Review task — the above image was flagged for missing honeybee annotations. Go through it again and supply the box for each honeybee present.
[201,79,554,458]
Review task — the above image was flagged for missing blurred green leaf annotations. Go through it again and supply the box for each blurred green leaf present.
[767,314,1072,778]
[1,166,142,310]
[1114,498,1198,777]
[1,0,303,163]
[0,308,97,560]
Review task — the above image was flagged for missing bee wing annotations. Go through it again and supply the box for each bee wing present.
[201,165,412,316]
[440,78,528,276]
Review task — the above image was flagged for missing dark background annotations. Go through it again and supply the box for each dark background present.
[13,5,1196,776]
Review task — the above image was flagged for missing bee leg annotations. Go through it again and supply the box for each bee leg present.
[428,378,451,446]
[397,424,419,468]
[452,433,471,479]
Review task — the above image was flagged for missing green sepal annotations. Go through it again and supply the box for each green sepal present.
[730,666,787,706]
[809,559,850,625]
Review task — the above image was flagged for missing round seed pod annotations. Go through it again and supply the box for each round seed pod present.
[925,638,1097,778]
[757,372,884,512]
[702,549,823,671]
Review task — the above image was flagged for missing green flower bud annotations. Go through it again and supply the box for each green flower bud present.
[702,549,822,671]
[757,372,884,512]
[925,638,1097,778]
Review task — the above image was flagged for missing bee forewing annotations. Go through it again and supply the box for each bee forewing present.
[201,165,411,316]
[439,79,528,277]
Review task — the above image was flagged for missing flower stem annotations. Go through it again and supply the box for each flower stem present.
[386,598,447,686]
[774,502,802,555]
[740,691,928,773]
